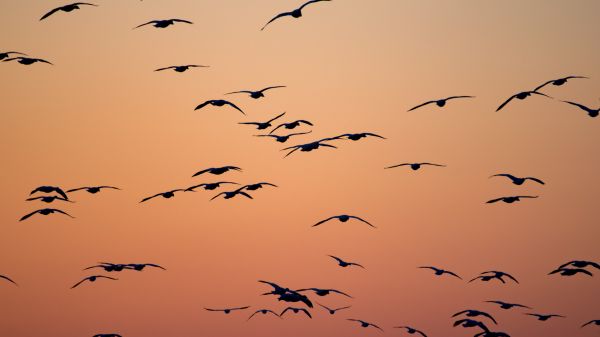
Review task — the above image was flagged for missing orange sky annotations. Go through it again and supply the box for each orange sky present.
[1,0,599,336]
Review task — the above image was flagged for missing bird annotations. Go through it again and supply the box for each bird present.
[282,137,338,158]
[474,332,511,337]
[332,132,386,141]
[408,96,474,111]
[84,263,129,272]
[496,91,551,111]
[125,263,166,271]
[394,326,428,337]
[0,274,17,286]
[3,57,52,65]
[534,76,588,91]
[40,3,97,21]
[562,100,599,118]
[276,292,314,308]
[548,268,593,277]
[281,307,312,318]
[134,19,193,29]
[269,120,313,134]
[259,280,291,295]
[470,271,519,284]
[452,310,498,324]
[210,188,253,201]
[418,266,462,279]
[239,183,278,191]
[525,313,565,321]
[313,214,375,228]
[185,182,239,191]
[192,166,242,177]
[155,65,208,73]
[261,0,331,31]
[486,196,538,204]
[490,174,544,185]
[248,309,281,320]
[226,86,286,99]
[558,260,600,270]
[0,51,26,60]
[26,195,72,203]
[486,300,531,310]
[317,303,351,315]
[347,319,384,332]
[328,255,364,268]
[239,112,286,130]
[93,334,122,337]
[205,306,250,314]
[71,275,118,289]
[453,319,490,332]
[194,99,244,115]
[30,186,69,199]
[19,208,74,221]
[255,131,312,143]
[139,189,185,203]
[66,186,120,194]
[582,320,600,328]
[385,163,446,171]
[295,288,352,298]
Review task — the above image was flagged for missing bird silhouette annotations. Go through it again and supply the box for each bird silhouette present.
[210,188,253,201]
[548,268,593,277]
[247,309,281,320]
[194,100,244,115]
[296,288,352,298]
[333,132,386,141]
[40,2,97,21]
[385,163,446,171]
[26,195,72,203]
[270,120,313,134]
[185,182,239,191]
[496,91,551,111]
[582,320,600,328]
[3,57,52,65]
[192,166,242,177]
[559,260,600,270]
[562,100,599,117]
[255,131,312,143]
[490,174,544,185]
[226,86,286,99]
[71,275,118,289]
[534,76,588,91]
[205,306,250,314]
[471,271,519,284]
[486,196,538,204]
[313,214,375,228]
[240,182,278,191]
[259,280,291,295]
[134,19,193,29]
[474,332,511,337]
[347,319,384,331]
[140,189,185,203]
[329,255,364,268]
[93,334,122,337]
[125,263,166,271]
[0,274,17,286]
[452,310,498,324]
[276,292,314,308]
[67,186,120,194]
[30,186,69,199]
[394,326,428,337]
[525,313,565,321]
[281,307,312,318]
[155,65,208,73]
[239,112,286,130]
[453,319,489,332]
[20,208,74,221]
[282,137,338,158]
[0,51,26,60]
[486,300,531,310]
[261,0,331,31]
[408,96,474,111]
[84,263,129,272]
[418,266,462,279]
[317,303,351,315]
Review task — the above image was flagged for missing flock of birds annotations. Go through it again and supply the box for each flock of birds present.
[2,1,599,337]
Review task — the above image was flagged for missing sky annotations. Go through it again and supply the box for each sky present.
[1,0,599,336]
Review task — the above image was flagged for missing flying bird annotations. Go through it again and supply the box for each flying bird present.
[192,166,241,177]
[296,288,352,298]
[239,112,286,130]
[185,182,239,191]
[333,132,386,141]
[317,303,351,315]
[453,319,490,332]
[534,76,588,91]
[313,214,375,228]
[205,306,250,314]
[3,57,52,65]
[582,320,600,328]
[275,292,314,308]
[30,186,69,199]
[281,307,312,318]
[0,51,26,60]
[486,300,531,310]
[408,96,474,111]
[394,326,428,337]
[453,310,498,324]
[93,334,122,337]
[418,266,462,279]
[226,86,286,99]
[194,100,244,115]
[270,120,313,134]
[385,163,446,171]
[490,174,544,185]
[474,332,511,337]
[66,186,120,194]
[26,195,72,203]
[84,263,129,272]
[486,196,538,204]
[562,100,599,118]
[210,188,253,201]
[347,319,384,332]
[240,183,278,191]
[248,309,281,320]
[329,255,364,269]
[19,208,74,221]
[470,271,519,284]
[155,65,208,73]
[139,189,185,203]
[559,260,600,270]
[282,138,338,158]
[125,263,166,271]
[255,131,312,143]
[259,280,290,296]
[525,313,565,321]
[134,19,193,29]
[71,275,118,289]
[40,3,97,21]
[496,91,551,111]
[548,268,593,277]
[261,0,331,31]
[0,274,17,286]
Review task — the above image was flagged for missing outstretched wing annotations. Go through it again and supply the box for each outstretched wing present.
[40,6,62,20]
[562,100,594,113]
[140,193,162,203]
[299,0,332,11]
[155,66,176,71]
[496,94,517,111]
[260,85,287,93]
[19,210,40,221]
[313,216,337,227]
[349,216,376,228]
[134,20,157,29]
[194,100,212,111]
[385,163,410,169]
[172,19,193,24]
[224,101,245,115]
[408,100,436,112]
[261,12,293,31]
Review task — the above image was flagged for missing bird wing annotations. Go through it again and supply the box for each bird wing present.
[224,101,245,114]
[71,278,90,289]
[582,320,595,327]
[53,209,74,218]
[134,21,157,29]
[363,132,386,139]
[503,273,519,283]
[144,263,166,270]
[260,86,286,93]
[19,210,40,221]
[446,95,475,100]
[446,271,463,279]
[299,0,331,11]
[301,308,312,318]
[140,193,162,203]
[172,19,193,24]
[313,216,337,227]
[261,12,293,31]
[192,168,211,177]
[66,187,88,193]
[98,186,120,190]
[349,216,376,228]
[351,262,365,268]
[297,120,313,126]
[524,177,544,184]
[269,123,286,134]
[531,91,552,98]
[288,130,313,137]
[408,100,436,111]
[417,330,428,337]
[209,192,226,201]
[562,100,594,113]
[54,188,69,199]
[370,323,384,331]
[496,94,517,111]
[155,66,176,71]
[486,197,504,204]
[330,289,353,297]
[452,310,469,317]
[280,307,292,316]
[420,163,445,167]
[239,191,253,199]
[384,163,409,169]
[317,302,331,311]
[0,275,17,285]
[533,80,554,92]
[247,311,260,320]
[267,112,286,123]
[40,6,62,20]
[224,90,253,95]
[194,100,211,110]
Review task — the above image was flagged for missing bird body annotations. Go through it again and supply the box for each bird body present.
[71,275,117,289]
[419,266,462,279]
[496,91,551,111]
[486,196,537,204]
[205,306,250,314]
[135,19,193,29]
[313,214,375,228]
[281,307,312,318]
[140,189,184,203]
[195,100,244,114]
[385,163,445,170]
[347,319,384,331]
[67,186,120,194]
[490,174,544,185]
[193,166,241,177]
[155,65,208,72]
[408,96,474,111]
[226,86,286,99]
[20,208,74,221]
[526,313,565,321]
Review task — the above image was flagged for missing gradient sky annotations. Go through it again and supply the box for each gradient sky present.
[1,0,599,336]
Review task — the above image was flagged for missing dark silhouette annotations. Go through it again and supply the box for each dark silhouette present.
[259,280,290,296]
[194,100,244,115]
[317,303,351,315]
[329,255,364,268]
[418,266,462,279]
[281,307,312,318]
[333,132,386,141]
[155,65,208,73]
[93,334,122,337]
[452,310,498,324]
[20,208,74,221]
[474,332,511,337]
[30,186,69,199]
[185,182,239,191]
[140,189,185,203]
[192,166,242,177]
[0,274,17,286]
[240,182,278,191]
[347,319,384,332]
[496,91,551,111]
[549,268,593,277]
[385,163,445,170]
[486,196,538,204]
[313,214,374,228]
[296,288,352,298]
[3,57,52,65]
[534,76,588,91]
[71,275,118,289]
[26,195,72,203]
[282,137,338,157]
[394,326,427,337]
[470,271,519,284]
[490,174,544,185]
[40,3,97,21]
[261,0,331,31]
[226,86,286,99]
[486,300,531,310]
[408,96,474,111]
[259,280,314,308]
[255,131,312,143]
[134,19,193,29]
[525,313,565,321]
[248,309,281,320]
[582,320,600,328]
[125,263,166,271]
[562,100,599,117]
[0,51,26,60]
[239,112,286,130]
[205,306,250,314]
[210,188,253,201]
[67,186,121,194]
[559,260,600,270]
[270,120,313,134]
[453,319,489,332]
[84,263,129,272]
